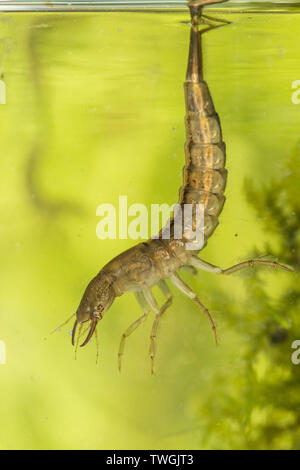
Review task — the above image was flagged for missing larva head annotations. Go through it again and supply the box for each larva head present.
[72,272,115,347]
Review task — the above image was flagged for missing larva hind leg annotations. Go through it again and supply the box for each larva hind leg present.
[169,272,218,346]
[189,255,294,275]
[148,280,173,375]
[118,291,150,373]
[220,258,294,275]
[189,256,222,273]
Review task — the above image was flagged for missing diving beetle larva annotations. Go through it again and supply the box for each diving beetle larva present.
[59,0,293,374]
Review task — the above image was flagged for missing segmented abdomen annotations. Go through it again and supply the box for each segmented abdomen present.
[179,79,227,244]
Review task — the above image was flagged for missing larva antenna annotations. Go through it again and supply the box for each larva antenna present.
[50,312,75,335]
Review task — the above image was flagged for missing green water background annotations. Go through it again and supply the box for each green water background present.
[0,7,300,449]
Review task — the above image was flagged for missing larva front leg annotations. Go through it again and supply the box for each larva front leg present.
[118,291,150,373]
[148,281,173,375]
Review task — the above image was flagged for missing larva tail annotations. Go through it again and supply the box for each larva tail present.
[180,0,228,244]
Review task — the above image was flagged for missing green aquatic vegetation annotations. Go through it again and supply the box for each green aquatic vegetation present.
[194,145,300,450]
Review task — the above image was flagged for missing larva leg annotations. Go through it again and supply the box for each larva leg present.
[220,258,294,275]
[149,281,173,375]
[190,256,222,273]
[118,291,150,373]
[190,255,294,275]
[169,273,218,346]
[180,265,198,276]
[158,279,173,300]
[143,286,160,314]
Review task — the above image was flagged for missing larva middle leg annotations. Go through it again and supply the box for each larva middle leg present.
[169,273,218,345]
[180,265,198,276]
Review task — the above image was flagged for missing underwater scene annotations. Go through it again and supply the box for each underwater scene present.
[0,0,300,450]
